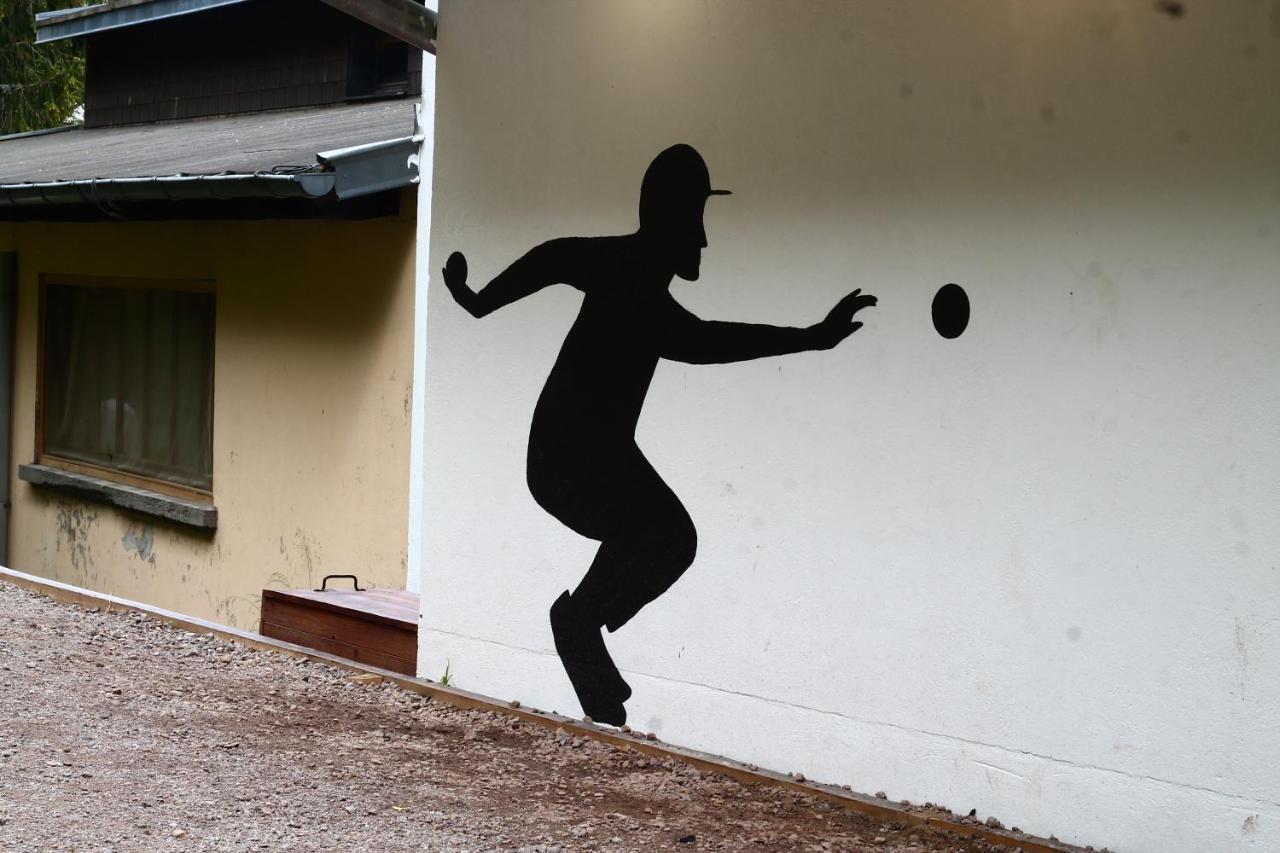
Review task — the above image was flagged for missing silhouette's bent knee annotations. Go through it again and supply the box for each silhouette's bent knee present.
[634,506,696,573]
[668,514,697,572]
[675,537,697,573]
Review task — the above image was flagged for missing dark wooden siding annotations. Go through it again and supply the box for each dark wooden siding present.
[84,0,422,128]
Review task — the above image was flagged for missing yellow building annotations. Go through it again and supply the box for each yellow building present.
[0,0,433,630]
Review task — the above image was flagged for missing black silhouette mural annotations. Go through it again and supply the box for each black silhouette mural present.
[442,144,878,726]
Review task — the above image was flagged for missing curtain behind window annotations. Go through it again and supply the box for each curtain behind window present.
[44,284,214,491]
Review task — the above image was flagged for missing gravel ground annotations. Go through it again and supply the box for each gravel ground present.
[0,581,1019,852]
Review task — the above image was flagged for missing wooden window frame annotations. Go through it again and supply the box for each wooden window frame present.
[35,274,216,504]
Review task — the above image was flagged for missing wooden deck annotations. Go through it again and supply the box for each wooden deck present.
[260,586,418,675]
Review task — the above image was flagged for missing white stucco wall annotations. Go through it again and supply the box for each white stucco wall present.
[416,3,1280,851]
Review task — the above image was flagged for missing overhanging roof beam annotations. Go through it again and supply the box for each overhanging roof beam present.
[318,0,437,54]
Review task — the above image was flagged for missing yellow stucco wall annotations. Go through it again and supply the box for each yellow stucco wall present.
[3,214,415,629]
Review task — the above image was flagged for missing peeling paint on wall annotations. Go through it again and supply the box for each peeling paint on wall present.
[121,524,155,562]
[54,502,98,575]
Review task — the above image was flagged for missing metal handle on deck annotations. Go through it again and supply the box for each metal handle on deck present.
[315,574,364,592]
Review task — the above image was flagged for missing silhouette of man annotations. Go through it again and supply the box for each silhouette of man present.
[442,144,877,726]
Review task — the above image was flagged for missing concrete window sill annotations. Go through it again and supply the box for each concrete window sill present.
[18,463,218,530]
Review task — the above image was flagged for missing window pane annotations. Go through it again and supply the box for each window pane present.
[43,283,214,491]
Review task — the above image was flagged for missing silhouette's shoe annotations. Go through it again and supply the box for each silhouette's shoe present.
[551,592,630,725]
[550,591,632,701]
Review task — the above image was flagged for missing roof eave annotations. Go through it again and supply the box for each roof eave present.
[0,173,336,208]
[0,128,421,210]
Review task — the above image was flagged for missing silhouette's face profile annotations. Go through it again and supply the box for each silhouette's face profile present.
[638,144,728,283]
[665,199,708,282]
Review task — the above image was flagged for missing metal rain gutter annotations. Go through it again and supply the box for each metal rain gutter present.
[35,0,253,44]
[316,135,422,200]
[0,172,335,208]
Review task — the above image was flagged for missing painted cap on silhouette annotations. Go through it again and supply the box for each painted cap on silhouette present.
[639,144,731,230]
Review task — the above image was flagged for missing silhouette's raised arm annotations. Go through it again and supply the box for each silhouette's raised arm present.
[656,289,877,364]
[443,239,587,318]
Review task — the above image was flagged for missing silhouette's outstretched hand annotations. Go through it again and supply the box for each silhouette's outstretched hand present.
[443,251,480,316]
[813,289,878,349]
[442,241,587,319]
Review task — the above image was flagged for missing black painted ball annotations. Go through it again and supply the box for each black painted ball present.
[932,283,969,339]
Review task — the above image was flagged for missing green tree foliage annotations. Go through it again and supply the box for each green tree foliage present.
[0,0,85,135]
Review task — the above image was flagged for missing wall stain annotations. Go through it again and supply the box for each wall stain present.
[54,502,98,576]
[1234,619,1250,670]
[121,524,155,562]
[294,527,320,586]
[1233,617,1259,702]
[263,571,294,590]
[1000,545,1031,612]
[1089,11,1120,41]
[1227,506,1247,532]
[214,592,264,629]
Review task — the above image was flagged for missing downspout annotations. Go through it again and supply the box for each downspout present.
[0,253,15,563]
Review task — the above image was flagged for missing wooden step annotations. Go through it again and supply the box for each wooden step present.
[260,586,418,675]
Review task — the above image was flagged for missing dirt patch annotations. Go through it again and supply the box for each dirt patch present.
[0,581,1018,852]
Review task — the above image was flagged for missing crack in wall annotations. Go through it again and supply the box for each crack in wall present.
[973,760,1033,785]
